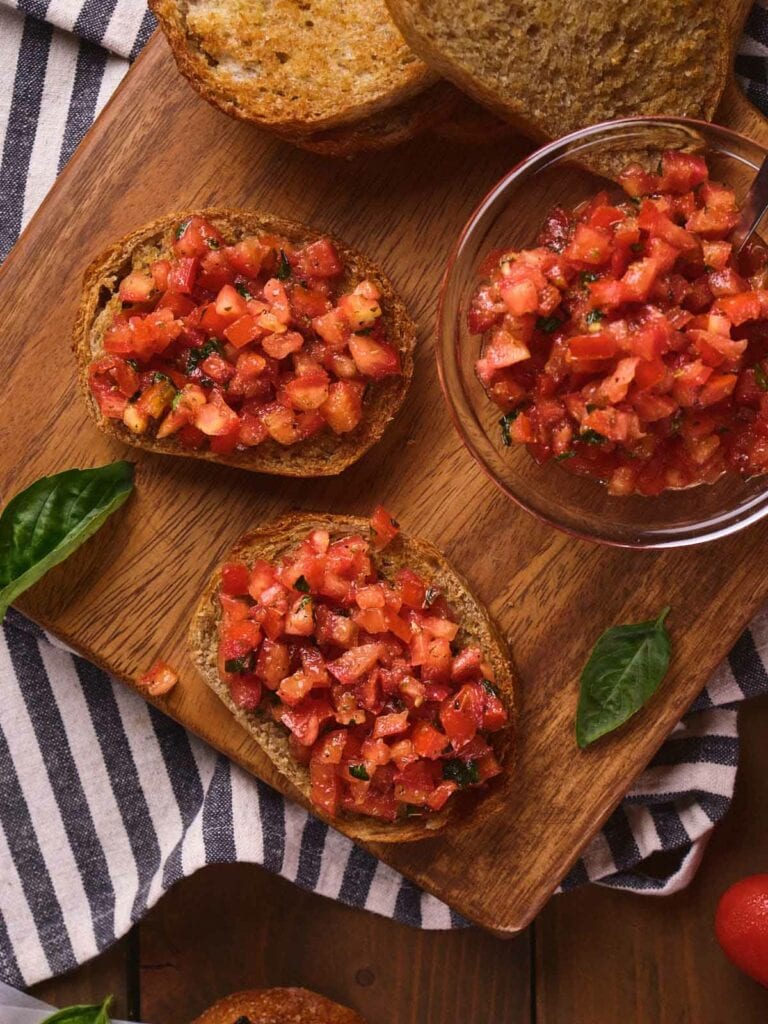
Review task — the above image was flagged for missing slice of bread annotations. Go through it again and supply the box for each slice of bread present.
[290,82,512,157]
[385,0,729,143]
[289,81,461,157]
[73,209,415,477]
[188,513,517,844]
[192,988,365,1024]
[150,0,437,136]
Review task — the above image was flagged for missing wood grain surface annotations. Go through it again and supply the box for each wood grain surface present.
[30,697,768,1022]
[5,4,768,935]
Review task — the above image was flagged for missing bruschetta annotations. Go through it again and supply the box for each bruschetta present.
[189,508,515,842]
[74,210,415,476]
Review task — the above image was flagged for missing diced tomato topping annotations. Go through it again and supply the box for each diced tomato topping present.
[87,218,399,456]
[213,515,508,821]
[471,152,768,494]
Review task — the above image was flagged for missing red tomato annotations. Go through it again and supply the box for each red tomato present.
[370,505,399,551]
[715,875,768,987]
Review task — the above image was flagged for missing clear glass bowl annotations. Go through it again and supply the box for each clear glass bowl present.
[437,117,768,548]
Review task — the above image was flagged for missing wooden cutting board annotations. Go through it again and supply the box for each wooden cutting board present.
[3,11,768,933]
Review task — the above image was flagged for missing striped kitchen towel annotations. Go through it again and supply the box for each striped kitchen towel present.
[2,0,768,989]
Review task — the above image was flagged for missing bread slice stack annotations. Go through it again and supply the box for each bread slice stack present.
[152,0,733,157]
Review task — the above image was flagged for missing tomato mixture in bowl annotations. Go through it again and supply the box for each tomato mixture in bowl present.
[88,217,402,452]
[215,509,508,821]
[470,152,768,495]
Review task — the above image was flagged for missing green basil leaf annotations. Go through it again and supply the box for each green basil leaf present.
[0,463,134,621]
[754,363,768,392]
[576,607,671,748]
[276,249,291,280]
[349,763,369,780]
[40,995,113,1024]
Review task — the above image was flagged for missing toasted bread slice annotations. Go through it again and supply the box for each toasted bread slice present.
[290,81,511,157]
[192,988,365,1024]
[188,513,516,843]
[150,0,437,136]
[73,209,415,477]
[385,0,729,143]
[290,81,461,157]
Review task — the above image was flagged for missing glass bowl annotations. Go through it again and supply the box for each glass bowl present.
[437,116,768,548]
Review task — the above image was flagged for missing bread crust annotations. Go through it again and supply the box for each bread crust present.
[150,0,437,136]
[188,513,517,844]
[191,988,365,1024]
[72,209,415,477]
[385,0,730,144]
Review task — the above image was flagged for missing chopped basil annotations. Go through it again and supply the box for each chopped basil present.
[630,242,643,254]
[628,195,641,207]
[481,679,500,697]
[235,282,253,299]
[206,238,220,249]
[586,403,598,412]
[755,364,768,392]
[580,271,599,287]
[580,429,607,445]
[555,450,577,461]
[171,391,183,410]
[424,586,439,608]
[585,309,604,325]
[349,764,369,781]
[536,315,561,333]
[499,410,520,446]
[703,264,715,273]
[294,575,310,593]
[175,219,190,240]
[152,371,175,386]
[442,758,480,788]
[224,653,255,674]
[125,358,139,370]
[356,326,374,335]
[186,338,223,373]
[276,249,291,280]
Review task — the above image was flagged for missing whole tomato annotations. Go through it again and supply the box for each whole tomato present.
[715,874,768,987]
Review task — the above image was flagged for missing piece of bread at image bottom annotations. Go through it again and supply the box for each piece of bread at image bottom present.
[190,987,367,1024]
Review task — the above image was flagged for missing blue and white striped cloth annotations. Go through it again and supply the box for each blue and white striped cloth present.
[2,0,768,990]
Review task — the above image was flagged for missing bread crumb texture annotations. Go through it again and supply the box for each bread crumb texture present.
[386,0,728,137]
[162,0,434,130]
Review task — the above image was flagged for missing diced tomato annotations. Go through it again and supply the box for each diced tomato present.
[370,506,399,551]
[119,271,156,303]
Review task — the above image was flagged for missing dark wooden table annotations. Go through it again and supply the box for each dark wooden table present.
[30,695,768,1023]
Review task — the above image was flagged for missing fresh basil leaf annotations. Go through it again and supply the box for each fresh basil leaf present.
[349,763,369,780]
[423,586,439,608]
[481,679,500,697]
[585,309,604,324]
[0,463,134,621]
[442,758,480,787]
[754,363,768,392]
[40,995,113,1024]
[580,271,599,287]
[554,450,576,461]
[576,607,671,748]
[294,575,310,593]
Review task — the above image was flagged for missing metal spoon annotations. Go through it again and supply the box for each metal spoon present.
[731,151,768,252]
